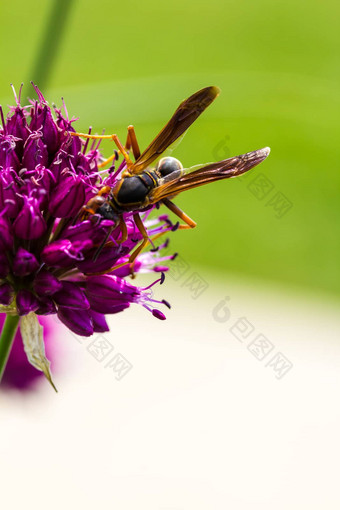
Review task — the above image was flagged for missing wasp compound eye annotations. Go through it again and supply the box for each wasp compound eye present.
[156,157,183,177]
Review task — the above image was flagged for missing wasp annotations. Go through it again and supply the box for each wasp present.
[70,86,270,270]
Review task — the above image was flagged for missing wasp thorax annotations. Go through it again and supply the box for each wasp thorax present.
[156,157,183,177]
[96,201,119,222]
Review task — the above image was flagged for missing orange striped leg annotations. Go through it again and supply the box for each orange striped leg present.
[162,198,197,229]
[70,132,133,169]
[129,213,150,265]
[126,125,141,160]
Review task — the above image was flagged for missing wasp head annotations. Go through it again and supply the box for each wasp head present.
[156,157,183,177]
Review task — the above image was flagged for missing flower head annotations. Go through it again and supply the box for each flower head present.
[0,84,174,388]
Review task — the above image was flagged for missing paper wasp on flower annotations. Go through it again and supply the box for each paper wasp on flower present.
[69,86,270,271]
[0,84,270,390]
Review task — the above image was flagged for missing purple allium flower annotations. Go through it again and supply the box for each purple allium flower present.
[0,84,174,388]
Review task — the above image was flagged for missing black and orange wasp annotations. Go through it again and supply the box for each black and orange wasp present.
[70,86,270,271]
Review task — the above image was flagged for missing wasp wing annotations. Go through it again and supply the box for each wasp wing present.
[147,147,271,204]
[131,86,220,174]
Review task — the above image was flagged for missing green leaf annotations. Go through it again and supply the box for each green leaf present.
[20,312,57,392]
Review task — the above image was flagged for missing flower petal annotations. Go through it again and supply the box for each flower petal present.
[36,297,57,316]
[13,247,39,276]
[90,310,110,332]
[0,282,14,305]
[13,196,47,240]
[22,133,48,170]
[57,307,94,337]
[53,281,90,310]
[33,269,62,296]
[49,174,86,218]
[16,289,40,315]
[41,239,92,267]
[0,215,14,250]
[86,275,135,313]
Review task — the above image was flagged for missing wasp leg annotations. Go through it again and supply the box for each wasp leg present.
[70,132,117,140]
[125,131,131,151]
[97,185,111,196]
[127,125,141,160]
[112,134,133,169]
[98,126,139,170]
[98,152,118,169]
[118,216,128,243]
[93,226,114,261]
[87,214,149,277]
[84,259,130,277]
[162,198,197,229]
[92,215,127,262]
[125,213,151,276]
[70,132,134,169]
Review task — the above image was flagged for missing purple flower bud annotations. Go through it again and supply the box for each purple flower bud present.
[87,274,168,319]
[55,110,82,158]
[86,275,136,314]
[57,307,94,337]
[13,247,39,276]
[30,104,59,153]
[50,149,73,182]
[21,165,55,208]
[0,215,14,250]
[89,310,109,332]
[53,281,90,310]
[77,151,97,175]
[41,239,92,267]
[36,297,57,315]
[0,167,21,217]
[13,196,47,240]
[22,133,48,171]
[110,257,142,277]
[88,274,136,296]
[33,269,62,296]
[77,244,129,274]
[49,174,86,218]
[6,106,30,156]
[152,309,166,320]
[0,134,20,171]
[0,282,14,305]
[61,219,114,245]
[0,253,9,278]
[16,289,39,315]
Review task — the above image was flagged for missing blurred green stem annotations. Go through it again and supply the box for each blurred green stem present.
[0,315,20,383]
[22,0,74,100]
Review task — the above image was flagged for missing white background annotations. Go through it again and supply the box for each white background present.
[1,273,340,509]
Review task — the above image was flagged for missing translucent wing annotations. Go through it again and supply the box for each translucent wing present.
[131,86,220,174]
[147,147,271,204]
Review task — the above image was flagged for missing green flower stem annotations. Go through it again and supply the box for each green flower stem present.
[22,0,75,100]
[0,315,20,383]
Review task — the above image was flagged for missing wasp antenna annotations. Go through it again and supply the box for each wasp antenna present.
[241,146,271,170]
[206,85,221,99]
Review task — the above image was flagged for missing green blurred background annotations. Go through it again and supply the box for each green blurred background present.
[0,0,339,297]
